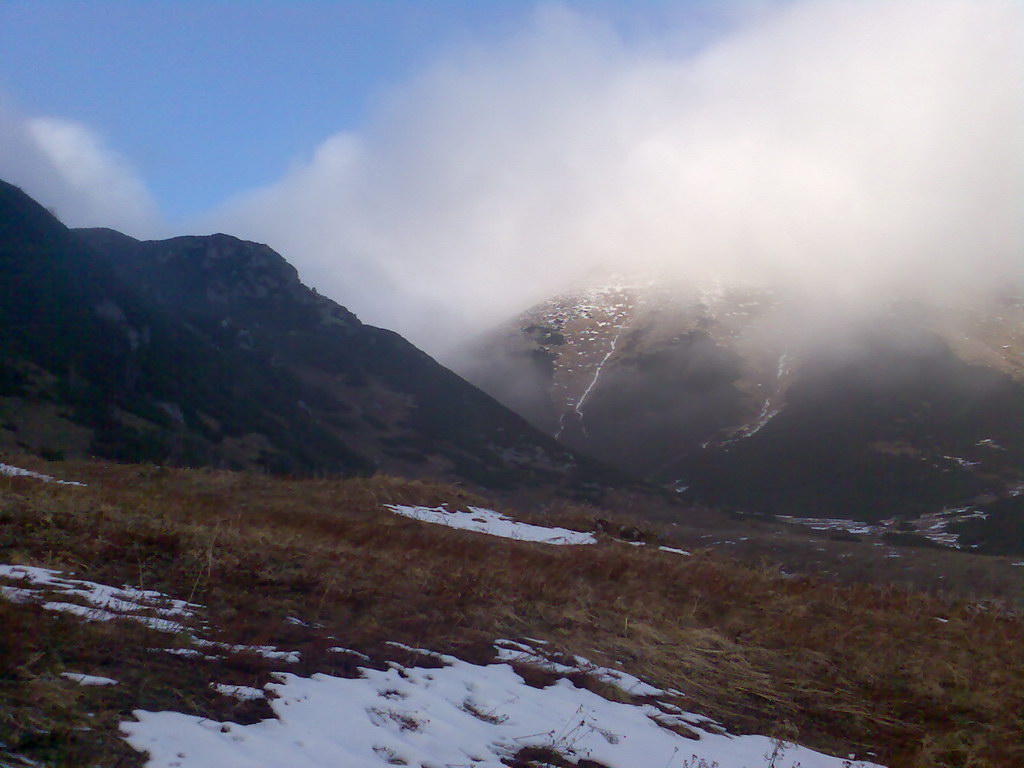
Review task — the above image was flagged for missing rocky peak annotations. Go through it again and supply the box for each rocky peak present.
[155,234,297,288]
[76,230,361,337]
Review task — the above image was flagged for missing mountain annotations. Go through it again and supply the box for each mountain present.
[0,179,616,498]
[457,273,1024,543]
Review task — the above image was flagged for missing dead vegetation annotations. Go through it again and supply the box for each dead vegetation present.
[1,455,1022,767]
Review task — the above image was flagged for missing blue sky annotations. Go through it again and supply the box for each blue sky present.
[0,1,725,224]
[1,1,522,221]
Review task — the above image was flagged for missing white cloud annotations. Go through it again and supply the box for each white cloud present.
[212,0,1024,354]
[0,99,160,237]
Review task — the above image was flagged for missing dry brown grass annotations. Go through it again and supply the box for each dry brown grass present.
[1,455,1022,767]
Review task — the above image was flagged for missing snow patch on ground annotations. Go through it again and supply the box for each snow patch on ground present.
[329,646,371,660]
[0,463,84,486]
[776,516,875,537]
[193,640,301,663]
[122,643,884,768]
[776,505,990,549]
[0,564,200,633]
[212,684,265,701]
[494,640,665,698]
[976,438,1005,450]
[385,505,596,545]
[62,672,118,686]
[659,546,691,556]
[0,564,308,667]
[942,455,980,469]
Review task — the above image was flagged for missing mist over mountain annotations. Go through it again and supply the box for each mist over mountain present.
[2,1,1019,359]
[457,271,1024,549]
[209,0,1023,356]
[0,97,161,238]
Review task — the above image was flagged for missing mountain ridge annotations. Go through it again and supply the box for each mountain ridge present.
[0,179,623,500]
[457,272,1024,539]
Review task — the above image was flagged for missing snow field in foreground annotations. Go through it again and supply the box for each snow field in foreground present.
[122,641,883,768]
[0,563,883,767]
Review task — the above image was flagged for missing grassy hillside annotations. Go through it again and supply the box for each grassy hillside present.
[1,455,1022,767]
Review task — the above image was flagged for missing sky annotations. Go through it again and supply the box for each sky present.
[0,1,525,224]
[2,1,1022,354]
[0,1,723,225]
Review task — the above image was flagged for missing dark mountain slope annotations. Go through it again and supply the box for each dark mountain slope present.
[670,325,1024,521]
[0,179,611,495]
[78,226,609,492]
[0,181,261,468]
[460,276,1024,529]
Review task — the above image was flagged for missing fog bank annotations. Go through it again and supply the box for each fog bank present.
[0,97,161,238]
[211,0,1024,354]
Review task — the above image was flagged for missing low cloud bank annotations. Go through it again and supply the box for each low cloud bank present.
[0,97,161,238]
[213,0,1023,354]
[2,2,1020,355]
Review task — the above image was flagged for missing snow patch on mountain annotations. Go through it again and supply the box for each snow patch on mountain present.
[558,326,626,440]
